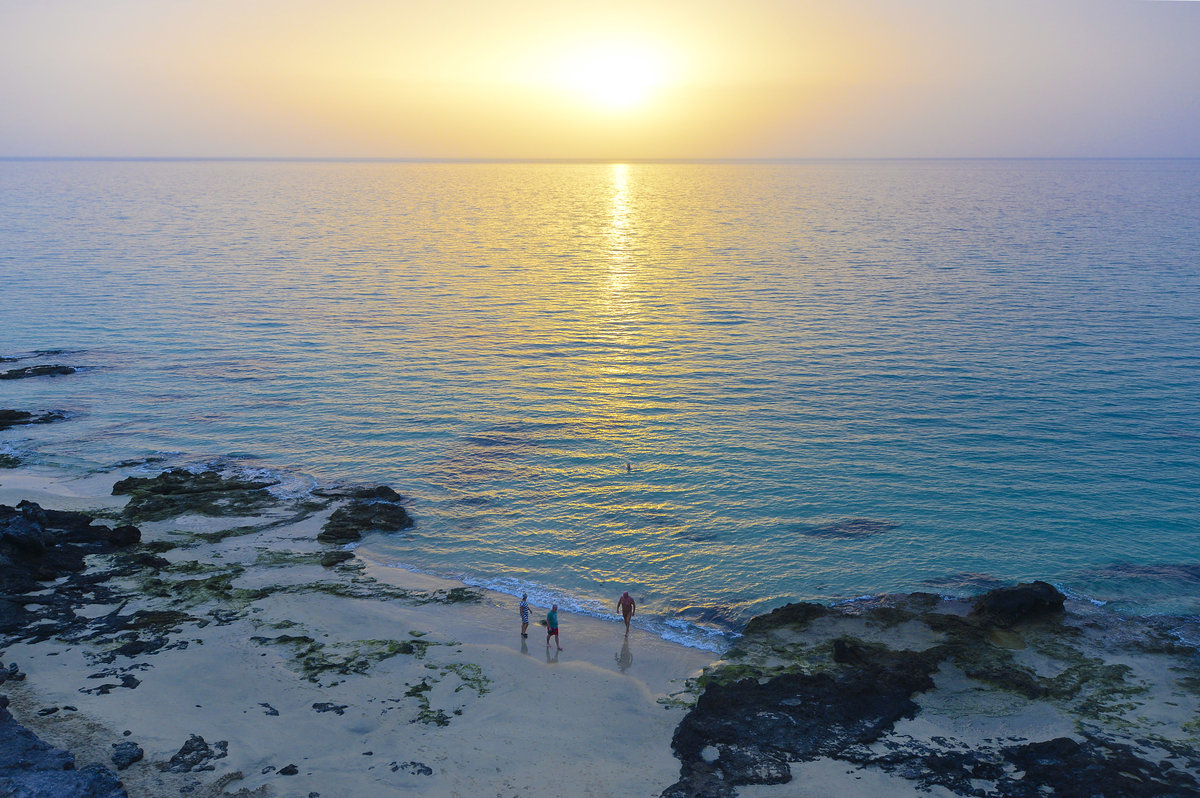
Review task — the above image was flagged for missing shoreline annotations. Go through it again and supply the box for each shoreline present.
[0,464,715,797]
[3,459,1200,797]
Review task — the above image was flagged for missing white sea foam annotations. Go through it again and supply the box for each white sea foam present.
[376,560,733,652]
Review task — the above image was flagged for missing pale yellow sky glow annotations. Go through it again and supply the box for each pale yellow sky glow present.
[1,0,1198,158]
[551,40,674,112]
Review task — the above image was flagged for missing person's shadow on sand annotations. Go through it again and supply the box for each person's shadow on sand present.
[615,638,633,673]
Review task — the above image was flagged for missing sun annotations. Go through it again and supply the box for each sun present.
[562,42,670,112]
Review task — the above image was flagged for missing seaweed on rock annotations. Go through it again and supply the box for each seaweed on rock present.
[663,582,1200,798]
[112,469,280,522]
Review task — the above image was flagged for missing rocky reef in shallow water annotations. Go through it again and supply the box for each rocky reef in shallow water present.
[314,484,414,544]
[0,693,128,798]
[0,364,76,380]
[1,501,142,636]
[1,467,487,793]
[111,469,284,523]
[0,409,68,431]
[664,582,1200,797]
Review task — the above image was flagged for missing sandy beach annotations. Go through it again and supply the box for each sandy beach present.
[5,461,1200,798]
[0,465,715,797]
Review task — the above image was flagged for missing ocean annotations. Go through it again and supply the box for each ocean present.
[2,159,1198,649]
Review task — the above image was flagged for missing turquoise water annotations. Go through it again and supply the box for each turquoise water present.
[2,159,1199,647]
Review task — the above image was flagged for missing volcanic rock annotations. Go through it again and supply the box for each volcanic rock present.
[970,580,1065,627]
[318,487,412,544]
[0,698,128,797]
[112,469,278,522]
[0,365,76,380]
[0,410,67,430]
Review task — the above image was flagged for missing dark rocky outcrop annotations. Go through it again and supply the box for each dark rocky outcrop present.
[317,486,412,544]
[1,502,141,635]
[666,645,939,796]
[0,695,128,797]
[664,583,1199,798]
[741,602,827,636]
[970,580,1065,627]
[112,469,279,522]
[110,741,143,771]
[0,661,25,685]
[320,550,355,567]
[391,760,433,776]
[159,734,228,773]
[0,409,68,431]
[996,736,1198,797]
[0,365,76,380]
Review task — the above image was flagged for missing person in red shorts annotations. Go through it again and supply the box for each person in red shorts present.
[545,604,562,651]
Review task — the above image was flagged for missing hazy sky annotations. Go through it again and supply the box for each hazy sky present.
[2,0,1198,159]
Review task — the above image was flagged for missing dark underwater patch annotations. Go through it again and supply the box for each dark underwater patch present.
[1085,564,1200,584]
[922,572,1011,593]
[673,605,746,629]
[800,518,898,538]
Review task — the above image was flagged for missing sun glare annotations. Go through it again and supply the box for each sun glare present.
[563,43,670,112]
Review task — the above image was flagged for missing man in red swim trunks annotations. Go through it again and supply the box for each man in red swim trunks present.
[617,591,636,636]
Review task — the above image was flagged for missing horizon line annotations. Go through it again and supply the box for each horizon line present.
[3,155,1199,165]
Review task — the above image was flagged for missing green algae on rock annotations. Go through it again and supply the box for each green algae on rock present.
[112,469,280,523]
[664,584,1200,798]
[399,658,491,727]
[2,479,505,793]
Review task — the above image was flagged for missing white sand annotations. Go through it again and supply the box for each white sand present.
[0,466,715,798]
[11,464,1196,798]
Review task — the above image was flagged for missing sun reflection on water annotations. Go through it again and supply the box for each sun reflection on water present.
[606,162,634,297]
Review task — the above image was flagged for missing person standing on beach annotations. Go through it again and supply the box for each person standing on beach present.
[546,604,562,651]
[519,594,531,638]
[617,591,636,635]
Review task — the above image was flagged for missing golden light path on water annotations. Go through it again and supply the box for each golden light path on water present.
[3,160,1200,643]
[570,163,723,581]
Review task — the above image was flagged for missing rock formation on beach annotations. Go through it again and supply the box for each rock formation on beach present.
[1,501,142,636]
[315,484,414,543]
[0,465,484,795]
[111,469,282,523]
[0,693,129,798]
[663,583,1200,797]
